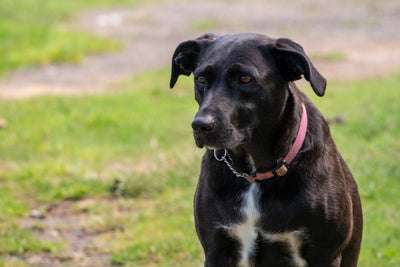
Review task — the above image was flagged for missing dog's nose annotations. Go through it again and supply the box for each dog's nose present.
[192,116,215,135]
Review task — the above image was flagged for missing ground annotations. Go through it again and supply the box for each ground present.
[1,0,400,266]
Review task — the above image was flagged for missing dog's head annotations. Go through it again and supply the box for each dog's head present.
[170,33,326,149]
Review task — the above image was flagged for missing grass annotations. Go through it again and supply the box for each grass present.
[310,51,348,62]
[0,222,56,255]
[0,0,181,76]
[0,68,204,265]
[0,68,400,265]
[191,18,226,31]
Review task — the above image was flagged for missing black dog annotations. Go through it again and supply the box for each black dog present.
[170,33,363,267]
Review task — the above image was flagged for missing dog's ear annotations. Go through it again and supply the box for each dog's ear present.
[170,34,217,89]
[271,38,327,96]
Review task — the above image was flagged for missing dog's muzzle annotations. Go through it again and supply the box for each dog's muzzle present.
[191,115,216,148]
[192,115,215,136]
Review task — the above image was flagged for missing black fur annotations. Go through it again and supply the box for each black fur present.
[170,33,362,267]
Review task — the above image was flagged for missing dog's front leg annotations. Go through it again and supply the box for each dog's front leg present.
[306,253,342,267]
[204,255,237,267]
[201,228,243,267]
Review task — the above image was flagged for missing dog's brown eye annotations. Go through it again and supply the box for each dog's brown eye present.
[197,76,206,84]
[240,75,252,84]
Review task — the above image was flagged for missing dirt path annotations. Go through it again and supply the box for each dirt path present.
[20,200,112,267]
[1,0,400,98]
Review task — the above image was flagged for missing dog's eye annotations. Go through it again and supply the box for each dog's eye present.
[240,75,252,84]
[196,75,206,84]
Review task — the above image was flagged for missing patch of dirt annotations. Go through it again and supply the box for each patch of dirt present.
[1,0,399,98]
[19,199,116,267]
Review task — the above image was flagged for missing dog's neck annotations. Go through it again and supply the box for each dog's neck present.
[229,87,304,174]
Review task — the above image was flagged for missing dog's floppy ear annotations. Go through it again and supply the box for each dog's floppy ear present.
[170,34,217,89]
[271,38,327,96]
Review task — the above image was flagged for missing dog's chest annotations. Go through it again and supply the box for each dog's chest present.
[233,183,260,266]
[224,184,307,267]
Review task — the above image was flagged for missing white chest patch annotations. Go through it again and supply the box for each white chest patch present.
[221,183,261,267]
[219,183,308,267]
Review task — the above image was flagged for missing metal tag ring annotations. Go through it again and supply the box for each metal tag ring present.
[213,149,227,161]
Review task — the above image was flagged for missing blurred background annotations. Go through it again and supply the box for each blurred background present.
[0,0,399,266]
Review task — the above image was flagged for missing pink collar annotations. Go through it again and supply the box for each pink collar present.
[214,103,308,183]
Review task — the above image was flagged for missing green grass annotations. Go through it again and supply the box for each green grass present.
[310,51,348,62]
[0,0,180,75]
[191,18,226,31]
[0,68,203,265]
[0,222,55,255]
[0,69,400,265]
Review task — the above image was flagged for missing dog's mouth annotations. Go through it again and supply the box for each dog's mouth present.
[193,132,219,149]
[193,129,250,150]
[191,112,252,150]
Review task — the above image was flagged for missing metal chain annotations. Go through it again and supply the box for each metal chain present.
[213,149,249,179]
